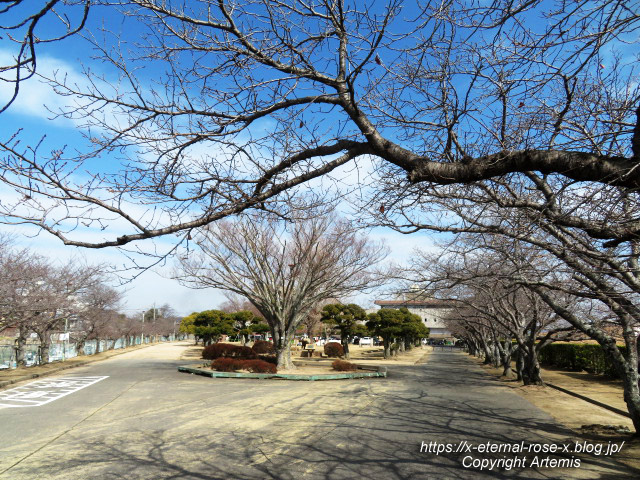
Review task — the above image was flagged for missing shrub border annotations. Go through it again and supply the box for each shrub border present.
[538,343,628,377]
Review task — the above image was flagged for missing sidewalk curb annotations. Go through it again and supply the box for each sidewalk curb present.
[0,344,154,390]
[546,382,631,419]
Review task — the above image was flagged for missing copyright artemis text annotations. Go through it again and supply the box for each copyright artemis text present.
[419,440,625,471]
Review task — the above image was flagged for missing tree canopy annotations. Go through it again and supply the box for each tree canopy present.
[366,307,426,358]
[175,214,387,369]
[191,310,234,346]
[320,303,367,359]
[0,1,638,249]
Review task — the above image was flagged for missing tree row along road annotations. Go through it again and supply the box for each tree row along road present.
[0,343,635,479]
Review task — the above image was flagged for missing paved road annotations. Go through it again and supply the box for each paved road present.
[0,344,635,479]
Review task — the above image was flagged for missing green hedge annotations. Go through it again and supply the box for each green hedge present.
[538,343,627,378]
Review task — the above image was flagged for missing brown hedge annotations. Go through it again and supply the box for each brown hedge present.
[332,359,357,371]
[211,357,277,374]
[202,343,257,360]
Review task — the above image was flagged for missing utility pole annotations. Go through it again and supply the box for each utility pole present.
[153,302,156,343]
[62,317,68,361]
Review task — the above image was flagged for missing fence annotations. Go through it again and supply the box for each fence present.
[0,334,183,369]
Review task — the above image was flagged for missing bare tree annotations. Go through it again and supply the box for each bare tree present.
[412,236,578,384]
[116,314,145,347]
[0,1,638,251]
[0,241,49,365]
[175,214,387,370]
[0,236,113,364]
[0,0,638,426]
[219,292,263,319]
[388,167,640,431]
[71,282,123,355]
[300,298,340,339]
[27,259,109,363]
[0,0,90,113]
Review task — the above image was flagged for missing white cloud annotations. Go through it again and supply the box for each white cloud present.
[0,50,79,124]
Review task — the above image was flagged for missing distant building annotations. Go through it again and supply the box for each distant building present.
[373,299,454,339]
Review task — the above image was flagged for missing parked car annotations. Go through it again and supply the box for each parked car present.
[326,338,341,344]
[359,337,373,346]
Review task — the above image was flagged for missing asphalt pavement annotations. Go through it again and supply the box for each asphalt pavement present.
[0,343,636,479]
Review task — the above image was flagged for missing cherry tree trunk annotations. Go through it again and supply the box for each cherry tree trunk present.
[14,332,27,367]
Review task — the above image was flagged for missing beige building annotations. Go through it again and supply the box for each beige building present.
[373,299,454,339]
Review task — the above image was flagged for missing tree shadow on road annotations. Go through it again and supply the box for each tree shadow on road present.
[4,351,637,479]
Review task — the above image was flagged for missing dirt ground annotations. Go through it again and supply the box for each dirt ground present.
[472,355,640,471]
[185,343,431,375]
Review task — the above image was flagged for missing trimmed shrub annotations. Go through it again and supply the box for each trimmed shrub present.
[211,357,277,374]
[211,357,238,372]
[538,343,627,378]
[258,354,278,365]
[228,345,257,358]
[202,343,257,360]
[332,359,357,371]
[242,359,277,374]
[252,340,275,354]
[324,342,344,357]
[202,343,230,360]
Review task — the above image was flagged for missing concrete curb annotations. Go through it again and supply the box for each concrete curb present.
[0,344,154,390]
[178,364,387,381]
[292,359,382,372]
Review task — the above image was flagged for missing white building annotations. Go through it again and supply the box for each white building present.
[373,299,454,339]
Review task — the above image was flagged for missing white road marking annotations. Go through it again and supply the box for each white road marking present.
[0,376,109,407]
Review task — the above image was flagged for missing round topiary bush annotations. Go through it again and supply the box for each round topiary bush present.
[228,345,258,358]
[242,359,277,374]
[252,340,275,354]
[332,359,357,371]
[324,342,344,357]
[202,343,232,360]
